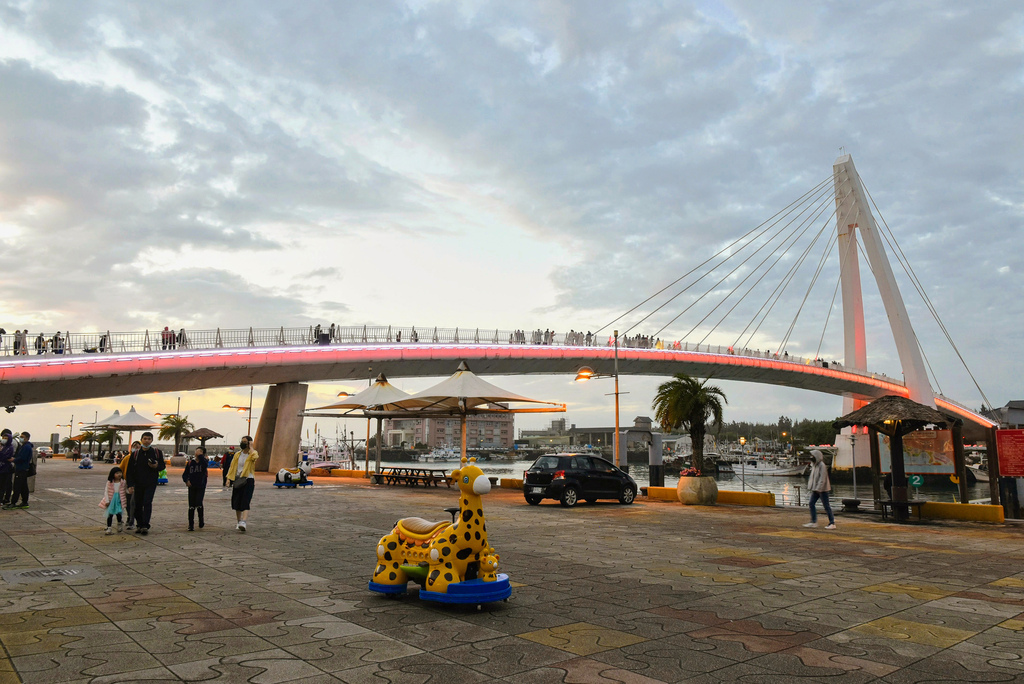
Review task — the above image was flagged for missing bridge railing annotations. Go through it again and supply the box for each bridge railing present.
[0,326,900,385]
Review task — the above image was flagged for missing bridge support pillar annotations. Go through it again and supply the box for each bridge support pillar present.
[253,383,308,472]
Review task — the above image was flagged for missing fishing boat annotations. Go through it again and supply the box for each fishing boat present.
[967,463,989,483]
[416,447,459,463]
[733,458,809,477]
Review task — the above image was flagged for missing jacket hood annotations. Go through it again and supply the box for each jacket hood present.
[810,449,824,463]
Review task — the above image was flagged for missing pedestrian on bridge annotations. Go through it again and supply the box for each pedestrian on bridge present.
[804,450,836,529]
[125,432,165,535]
[227,436,258,533]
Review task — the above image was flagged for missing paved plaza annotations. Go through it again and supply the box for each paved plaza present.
[1,460,1023,683]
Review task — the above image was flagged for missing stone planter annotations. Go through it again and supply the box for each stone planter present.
[169,456,188,467]
[677,476,718,505]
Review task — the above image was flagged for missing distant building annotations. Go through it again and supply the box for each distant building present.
[383,414,514,449]
[983,401,1024,429]
[518,418,571,448]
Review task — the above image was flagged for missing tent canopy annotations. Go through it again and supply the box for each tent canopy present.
[312,374,411,412]
[393,361,561,412]
[185,427,223,440]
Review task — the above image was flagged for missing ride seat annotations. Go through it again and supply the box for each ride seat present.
[397,517,449,539]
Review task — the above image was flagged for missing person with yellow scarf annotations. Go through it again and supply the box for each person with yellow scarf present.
[227,436,258,532]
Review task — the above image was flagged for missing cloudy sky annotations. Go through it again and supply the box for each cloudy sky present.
[1,1,1021,446]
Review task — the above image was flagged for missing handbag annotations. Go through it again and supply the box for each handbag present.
[27,462,36,477]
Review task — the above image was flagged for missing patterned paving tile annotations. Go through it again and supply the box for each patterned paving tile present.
[851,616,976,648]
[518,621,647,656]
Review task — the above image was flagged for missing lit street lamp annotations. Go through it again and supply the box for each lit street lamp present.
[223,386,255,435]
[575,329,625,470]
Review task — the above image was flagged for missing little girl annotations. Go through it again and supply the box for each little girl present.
[101,466,128,534]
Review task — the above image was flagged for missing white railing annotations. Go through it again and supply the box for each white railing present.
[0,325,900,384]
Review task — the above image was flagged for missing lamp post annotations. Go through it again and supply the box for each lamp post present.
[739,436,747,491]
[575,330,624,470]
[223,387,254,436]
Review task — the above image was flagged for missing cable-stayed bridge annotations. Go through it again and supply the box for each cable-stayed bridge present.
[0,155,996,470]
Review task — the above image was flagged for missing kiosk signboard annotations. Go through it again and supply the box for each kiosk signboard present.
[995,429,1024,478]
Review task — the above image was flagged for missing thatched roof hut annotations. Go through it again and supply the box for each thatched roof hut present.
[834,395,961,438]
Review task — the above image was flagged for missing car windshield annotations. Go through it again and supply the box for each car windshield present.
[531,456,561,470]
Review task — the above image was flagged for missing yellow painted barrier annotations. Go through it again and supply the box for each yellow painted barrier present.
[328,469,370,478]
[920,502,1004,523]
[644,486,679,501]
[717,490,776,507]
[500,478,523,489]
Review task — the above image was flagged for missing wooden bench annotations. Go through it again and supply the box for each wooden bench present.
[878,499,926,522]
[378,467,451,488]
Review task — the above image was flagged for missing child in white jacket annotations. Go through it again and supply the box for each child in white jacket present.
[101,467,128,534]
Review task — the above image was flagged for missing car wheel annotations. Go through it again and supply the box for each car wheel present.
[560,485,579,508]
[525,495,542,505]
[619,486,636,505]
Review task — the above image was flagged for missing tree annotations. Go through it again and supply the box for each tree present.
[652,373,727,475]
[80,430,97,455]
[95,429,122,456]
[159,414,194,457]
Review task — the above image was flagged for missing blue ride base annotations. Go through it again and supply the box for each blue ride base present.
[157,477,168,485]
[273,480,314,488]
[369,573,511,605]
[78,465,93,470]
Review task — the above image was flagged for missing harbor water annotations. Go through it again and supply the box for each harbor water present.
[354,457,989,506]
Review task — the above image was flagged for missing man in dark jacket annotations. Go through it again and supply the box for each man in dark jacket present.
[5,432,33,509]
[0,429,14,505]
[182,446,208,531]
[124,432,165,535]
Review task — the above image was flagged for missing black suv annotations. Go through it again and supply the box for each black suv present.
[523,454,638,507]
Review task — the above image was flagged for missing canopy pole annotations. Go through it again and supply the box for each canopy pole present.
[375,418,383,474]
[461,413,467,461]
[365,419,370,474]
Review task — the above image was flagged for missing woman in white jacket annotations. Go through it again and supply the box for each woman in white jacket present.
[804,450,836,529]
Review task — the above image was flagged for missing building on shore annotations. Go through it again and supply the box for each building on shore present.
[983,401,1024,428]
[383,414,514,449]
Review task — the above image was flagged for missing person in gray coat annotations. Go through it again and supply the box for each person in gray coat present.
[804,449,836,529]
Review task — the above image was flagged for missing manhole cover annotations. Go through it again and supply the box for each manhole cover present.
[2,566,101,584]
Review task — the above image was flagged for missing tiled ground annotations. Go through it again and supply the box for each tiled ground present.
[1,460,1023,682]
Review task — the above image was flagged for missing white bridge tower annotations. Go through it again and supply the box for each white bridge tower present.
[833,154,933,469]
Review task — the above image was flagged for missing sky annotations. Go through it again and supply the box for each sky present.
[0,0,1021,448]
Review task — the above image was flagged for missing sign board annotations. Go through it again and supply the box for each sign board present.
[878,430,954,474]
[995,429,1024,478]
[908,475,923,487]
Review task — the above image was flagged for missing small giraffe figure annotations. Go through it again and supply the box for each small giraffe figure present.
[372,457,496,593]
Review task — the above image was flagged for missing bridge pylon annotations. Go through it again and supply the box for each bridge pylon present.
[833,154,934,470]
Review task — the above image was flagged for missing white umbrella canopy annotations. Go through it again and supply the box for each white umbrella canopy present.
[107,406,160,429]
[89,409,120,428]
[392,362,564,461]
[395,361,561,411]
[313,374,411,411]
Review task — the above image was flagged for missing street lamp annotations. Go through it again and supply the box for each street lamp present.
[223,387,254,436]
[574,329,624,470]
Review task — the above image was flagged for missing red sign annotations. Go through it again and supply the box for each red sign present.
[996,429,1024,477]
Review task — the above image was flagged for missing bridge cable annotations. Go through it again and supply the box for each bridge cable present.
[861,183,991,408]
[693,191,839,346]
[776,203,847,355]
[734,187,853,351]
[618,174,836,338]
[650,184,836,341]
[595,174,836,336]
[643,177,838,340]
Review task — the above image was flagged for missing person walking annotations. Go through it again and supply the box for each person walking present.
[226,436,258,533]
[5,432,33,509]
[220,449,233,487]
[0,429,14,505]
[124,432,164,535]
[183,446,208,531]
[101,467,127,534]
[120,442,140,529]
[804,449,836,529]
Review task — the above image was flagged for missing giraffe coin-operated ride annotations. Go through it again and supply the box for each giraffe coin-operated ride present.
[369,457,511,606]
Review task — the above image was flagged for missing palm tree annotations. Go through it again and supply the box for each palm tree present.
[159,414,194,457]
[95,429,122,458]
[80,430,97,455]
[652,373,727,475]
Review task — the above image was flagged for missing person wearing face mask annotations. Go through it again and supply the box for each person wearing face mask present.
[124,432,165,535]
[0,429,14,506]
[226,436,258,533]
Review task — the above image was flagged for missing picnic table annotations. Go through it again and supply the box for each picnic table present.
[377,467,451,488]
